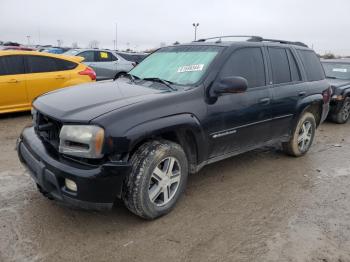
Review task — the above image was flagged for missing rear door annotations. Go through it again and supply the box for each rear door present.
[267,47,304,138]
[0,55,28,112]
[94,51,118,80]
[24,55,71,101]
[206,47,273,158]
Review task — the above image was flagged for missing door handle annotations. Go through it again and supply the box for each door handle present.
[7,79,19,84]
[298,91,306,97]
[259,98,271,105]
[55,75,65,80]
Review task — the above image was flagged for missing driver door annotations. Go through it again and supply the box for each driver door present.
[205,47,273,158]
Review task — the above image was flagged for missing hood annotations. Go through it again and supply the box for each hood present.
[326,78,350,88]
[33,79,169,122]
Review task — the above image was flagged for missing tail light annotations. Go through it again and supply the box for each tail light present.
[322,86,332,103]
[79,67,96,81]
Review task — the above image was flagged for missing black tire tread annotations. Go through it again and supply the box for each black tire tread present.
[122,139,186,219]
[330,97,350,124]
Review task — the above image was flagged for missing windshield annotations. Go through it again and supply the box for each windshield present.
[322,62,350,80]
[130,46,222,85]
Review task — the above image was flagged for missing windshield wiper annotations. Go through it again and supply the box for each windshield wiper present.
[142,77,177,91]
[114,73,139,82]
[126,73,140,82]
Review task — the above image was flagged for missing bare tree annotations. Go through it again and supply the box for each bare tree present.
[322,52,336,59]
[72,42,79,48]
[88,40,99,49]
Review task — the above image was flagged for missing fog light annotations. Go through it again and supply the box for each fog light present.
[332,95,343,101]
[65,178,77,192]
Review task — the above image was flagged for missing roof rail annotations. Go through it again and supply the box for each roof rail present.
[195,35,308,48]
[258,38,308,47]
[195,35,261,43]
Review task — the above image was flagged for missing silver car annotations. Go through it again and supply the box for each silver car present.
[64,49,134,80]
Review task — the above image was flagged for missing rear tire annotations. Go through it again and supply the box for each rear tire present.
[282,112,316,157]
[122,140,188,220]
[330,97,350,124]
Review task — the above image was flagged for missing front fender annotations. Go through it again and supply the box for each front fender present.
[123,114,207,156]
[342,88,350,98]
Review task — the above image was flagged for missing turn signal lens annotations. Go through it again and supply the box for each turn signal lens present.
[95,128,105,155]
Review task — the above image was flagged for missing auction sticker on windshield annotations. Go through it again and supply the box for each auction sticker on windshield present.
[333,68,348,73]
[177,64,204,73]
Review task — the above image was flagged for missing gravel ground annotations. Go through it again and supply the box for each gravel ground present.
[0,112,350,262]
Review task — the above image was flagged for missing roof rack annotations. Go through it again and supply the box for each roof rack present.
[195,35,308,48]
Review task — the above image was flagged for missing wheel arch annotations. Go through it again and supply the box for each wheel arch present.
[125,114,207,174]
[295,94,324,128]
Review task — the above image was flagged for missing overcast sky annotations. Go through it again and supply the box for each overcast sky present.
[1,0,349,55]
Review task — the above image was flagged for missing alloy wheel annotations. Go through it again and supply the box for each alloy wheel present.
[297,121,313,152]
[341,101,350,121]
[148,157,181,206]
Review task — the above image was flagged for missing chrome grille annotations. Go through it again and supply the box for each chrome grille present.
[34,112,62,150]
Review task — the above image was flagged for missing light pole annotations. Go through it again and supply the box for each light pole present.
[192,23,199,41]
[115,23,118,50]
[26,35,31,45]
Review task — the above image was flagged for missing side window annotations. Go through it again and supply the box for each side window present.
[26,56,59,73]
[97,51,116,62]
[55,59,77,71]
[268,48,291,84]
[78,51,95,62]
[219,47,266,88]
[297,50,325,81]
[0,55,25,76]
[286,49,301,82]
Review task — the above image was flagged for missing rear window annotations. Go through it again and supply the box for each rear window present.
[0,55,25,76]
[55,59,77,71]
[298,50,325,81]
[26,56,77,73]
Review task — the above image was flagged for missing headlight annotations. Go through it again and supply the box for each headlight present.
[59,125,105,159]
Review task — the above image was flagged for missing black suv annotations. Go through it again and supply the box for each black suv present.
[17,36,331,219]
[322,58,350,123]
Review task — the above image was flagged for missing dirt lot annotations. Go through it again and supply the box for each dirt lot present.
[0,113,350,262]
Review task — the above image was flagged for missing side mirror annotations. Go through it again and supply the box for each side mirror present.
[212,76,248,95]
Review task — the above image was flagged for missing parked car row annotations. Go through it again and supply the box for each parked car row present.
[16,36,336,219]
[321,59,350,124]
[0,51,95,114]
[63,49,135,80]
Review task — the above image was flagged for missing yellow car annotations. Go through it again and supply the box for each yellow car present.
[0,50,96,114]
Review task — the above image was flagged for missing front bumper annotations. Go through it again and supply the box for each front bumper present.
[17,127,131,210]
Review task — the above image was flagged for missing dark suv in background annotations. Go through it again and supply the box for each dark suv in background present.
[322,59,350,123]
[17,36,331,219]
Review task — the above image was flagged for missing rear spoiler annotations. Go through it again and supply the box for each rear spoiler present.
[62,55,85,63]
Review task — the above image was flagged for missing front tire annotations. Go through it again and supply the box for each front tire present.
[122,140,188,219]
[331,97,350,124]
[282,112,316,157]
